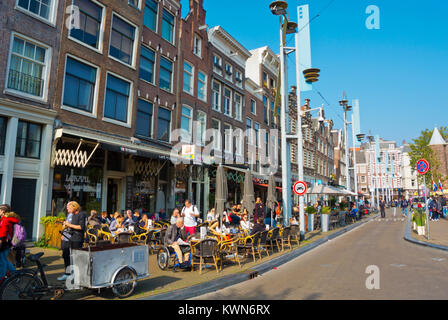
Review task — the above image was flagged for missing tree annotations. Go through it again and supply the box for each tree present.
[409,127,448,190]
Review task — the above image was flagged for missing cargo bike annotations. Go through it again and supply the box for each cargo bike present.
[0,243,149,300]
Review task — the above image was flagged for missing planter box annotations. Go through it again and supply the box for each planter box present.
[44,223,64,249]
[321,214,330,232]
[307,214,314,231]
[417,226,426,236]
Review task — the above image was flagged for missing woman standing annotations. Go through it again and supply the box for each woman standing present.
[0,206,19,284]
[57,201,86,281]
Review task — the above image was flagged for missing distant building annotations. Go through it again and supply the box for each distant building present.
[428,127,448,178]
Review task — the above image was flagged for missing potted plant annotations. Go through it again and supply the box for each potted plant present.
[412,213,417,231]
[320,206,331,232]
[305,206,317,231]
[415,209,426,236]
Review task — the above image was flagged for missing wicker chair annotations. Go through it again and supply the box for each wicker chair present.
[280,226,292,251]
[266,228,281,252]
[289,225,300,247]
[236,232,261,263]
[191,239,219,274]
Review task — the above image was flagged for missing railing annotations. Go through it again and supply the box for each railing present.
[7,69,43,97]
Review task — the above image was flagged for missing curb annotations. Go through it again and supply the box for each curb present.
[403,213,448,252]
[140,213,379,300]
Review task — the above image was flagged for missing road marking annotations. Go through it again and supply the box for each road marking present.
[390,264,407,268]
[432,258,446,262]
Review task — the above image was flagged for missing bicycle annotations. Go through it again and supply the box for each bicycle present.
[0,252,65,300]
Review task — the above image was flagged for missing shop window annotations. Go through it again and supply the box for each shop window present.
[107,151,123,171]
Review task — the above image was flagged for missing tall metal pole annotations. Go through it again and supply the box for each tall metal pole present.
[423,174,429,240]
[374,141,380,208]
[369,146,375,208]
[344,111,351,194]
[351,113,359,208]
[279,17,292,227]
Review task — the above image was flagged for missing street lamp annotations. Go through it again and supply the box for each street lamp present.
[269,1,298,229]
[339,93,352,194]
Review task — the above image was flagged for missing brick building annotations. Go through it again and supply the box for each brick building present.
[0,0,64,239]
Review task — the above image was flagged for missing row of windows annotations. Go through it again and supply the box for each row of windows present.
[212,81,243,120]
[0,117,42,159]
[213,55,243,87]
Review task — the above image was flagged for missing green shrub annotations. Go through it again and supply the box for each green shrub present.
[321,206,331,214]
[34,235,51,248]
[305,206,317,214]
[414,209,426,227]
[40,216,65,226]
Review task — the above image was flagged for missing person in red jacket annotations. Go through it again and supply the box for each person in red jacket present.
[0,209,20,282]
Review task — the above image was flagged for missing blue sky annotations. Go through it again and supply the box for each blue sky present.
[181,0,448,146]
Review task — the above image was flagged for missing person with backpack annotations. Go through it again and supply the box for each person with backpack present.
[400,198,409,217]
[0,207,20,284]
[181,199,200,236]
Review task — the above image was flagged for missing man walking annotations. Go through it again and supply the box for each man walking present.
[379,199,386,219]
[400,198,408,217]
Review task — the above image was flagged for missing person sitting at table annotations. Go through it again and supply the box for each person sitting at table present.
[210,215,230,235]
[87,210,101,228]
[110,215,125,237]
[290,217,299,226]
[206,208,216,222]
[250,216,266,236]
[170,208,180,225]
[99,211,110,225]
[134,214,149,234]
[164,217,190,268]
[240,213,252,232]
[124,210,136,227]
[133,209,141,222]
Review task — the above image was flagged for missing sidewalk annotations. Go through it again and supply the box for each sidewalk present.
[411,217,448,248]
[24,215,375,300]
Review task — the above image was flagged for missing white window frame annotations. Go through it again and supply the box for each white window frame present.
[5,32,52,103]
[159,55,174,93]
[213,54,222,75]
[67,0,105,54]
[234,128,244,157]
[197,70,207,102]
[161,7,176,46]
[234,92,242,121]
[102,71,133,128]
[61,54,100,118]
[193,34,202,58]
[143,0,158,33]
[211,118,221,150]
[139,44,156,86]
[180,104,193,143]
[15,0,58,26]
[183,60,194,96]
[250,98,256,115]
[135,97,155,139]
[224,123,232,154]
[223,86,232,117]
[212,80,221,112]
[108,12,139,69]
[157,106,172,143]
[196,110,207,147]
[224,63,233,82]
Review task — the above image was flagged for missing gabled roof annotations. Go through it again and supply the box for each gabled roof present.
[429,127,447,146]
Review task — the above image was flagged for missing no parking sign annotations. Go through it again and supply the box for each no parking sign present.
[293,181,307,196]
[416,159,429,175]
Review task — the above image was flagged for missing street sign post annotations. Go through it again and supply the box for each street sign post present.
[416,159,430,240]
[293,181,307,196]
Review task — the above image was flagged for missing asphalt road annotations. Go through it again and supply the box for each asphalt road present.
[193,209,448,300]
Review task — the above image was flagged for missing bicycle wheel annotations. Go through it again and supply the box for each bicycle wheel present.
[111,267,136,299]
[0,273,43,300]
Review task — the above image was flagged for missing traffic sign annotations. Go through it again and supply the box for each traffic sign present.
[293,181,307,196]
[416,159,430,175]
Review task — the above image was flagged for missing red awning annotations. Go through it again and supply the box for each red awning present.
[254,182,282,191]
